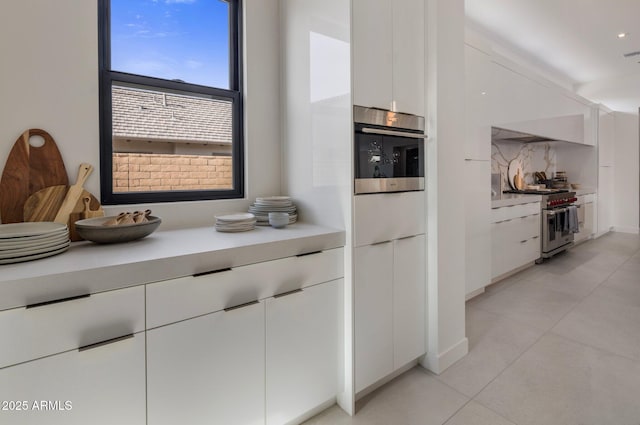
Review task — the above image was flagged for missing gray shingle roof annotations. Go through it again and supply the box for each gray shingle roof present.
[112,86,232,145]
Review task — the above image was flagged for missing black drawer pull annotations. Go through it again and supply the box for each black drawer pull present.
[224,300,259,312]
[296,250,322,257]
[274,288,303,299]
[193,267,232,277]
[26,293,90,310]
[371,240,391,246]
[79,333,134,352]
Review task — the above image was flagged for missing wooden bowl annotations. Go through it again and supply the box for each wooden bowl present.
[74,216,161,244]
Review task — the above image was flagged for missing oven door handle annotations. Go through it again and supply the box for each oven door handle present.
[361,127,429,139]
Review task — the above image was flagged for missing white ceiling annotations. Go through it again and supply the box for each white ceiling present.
[465,0,640,113]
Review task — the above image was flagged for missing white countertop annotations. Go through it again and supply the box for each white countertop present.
[492,193,542,208]
[0,223,345,311]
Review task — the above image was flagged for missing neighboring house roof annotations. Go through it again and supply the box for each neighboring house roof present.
[112,86,232,145]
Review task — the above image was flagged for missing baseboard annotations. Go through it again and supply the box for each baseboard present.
[286,398,336,425]
[612,226,640,234]
[419,337,469,374]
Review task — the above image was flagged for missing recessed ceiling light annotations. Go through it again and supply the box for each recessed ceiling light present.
[618,32,628,38]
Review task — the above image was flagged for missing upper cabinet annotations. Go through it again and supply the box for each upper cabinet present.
[464,44,492,160]
[598,108,614,166]
[352,0,425,116]
[489,59,595,146]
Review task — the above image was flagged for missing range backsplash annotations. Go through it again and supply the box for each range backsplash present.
[492,141,557,189]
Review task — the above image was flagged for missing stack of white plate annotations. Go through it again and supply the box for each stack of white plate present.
[248,196,298,226]
[0,222,70,265]
[214,213,257,233]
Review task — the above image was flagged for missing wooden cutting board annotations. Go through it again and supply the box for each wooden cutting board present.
[0,129,68,223]
[23,186,103,241]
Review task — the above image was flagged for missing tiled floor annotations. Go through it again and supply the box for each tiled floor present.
[304,232,640,425]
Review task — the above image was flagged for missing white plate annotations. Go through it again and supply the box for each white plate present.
[215,213,255,223]
[255,196,291,203]
[0,242,70,265]
[0,240,71,260]
[0,222,68,239]
[0,233,69,251]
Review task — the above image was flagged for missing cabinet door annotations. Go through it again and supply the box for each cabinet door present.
[354,242,394,393]
[0,332,146,425]
[464,46,492,160]
[599,109,614,166]
[266,279,343,425]
[352,0,392,110]
[584,202,594,236]
[598,166,614,234]
[147,302,265,425]
[465,159,491,294]
[392,0,424,116]
[393,234,426,369]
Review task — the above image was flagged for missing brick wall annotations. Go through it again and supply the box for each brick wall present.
[113,153,233,192]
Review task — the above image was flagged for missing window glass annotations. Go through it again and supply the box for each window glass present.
[110,0,230,88]
[99,0,243,204]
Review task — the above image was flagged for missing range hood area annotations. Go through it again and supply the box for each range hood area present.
[492,114,585,145]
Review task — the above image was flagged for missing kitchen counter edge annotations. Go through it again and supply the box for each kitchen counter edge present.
[492,194,543,208]
[0,223,345,312]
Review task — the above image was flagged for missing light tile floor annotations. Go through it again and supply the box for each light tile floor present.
[304,232,640,425]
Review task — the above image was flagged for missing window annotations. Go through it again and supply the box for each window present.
[98,0,243,204]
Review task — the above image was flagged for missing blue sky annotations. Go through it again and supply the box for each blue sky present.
[111,0,230,88]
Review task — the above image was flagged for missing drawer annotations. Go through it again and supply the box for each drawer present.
[147,248,344,328]
[492,202,540,223]
[0,285,144,369]
[354,192,425,246]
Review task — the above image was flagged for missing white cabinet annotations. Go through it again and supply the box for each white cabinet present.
[465,159,491,295]
[0,333,146,425]
[464,45,492,160]
[354,192,425,247]
[354,234,426,393]
[146,250,345,425]
[266,279,343,425]
[575,194,595,243]
[491,203,541,279]
[0,287,146,425]
[599,109,614,166]
[393,234,426,369]
[147,301,265,425]
[598,166,614,235]
[352,0,424,116]
[354,241,394,392]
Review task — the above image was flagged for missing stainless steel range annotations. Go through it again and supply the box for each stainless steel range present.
[539,191,578,260]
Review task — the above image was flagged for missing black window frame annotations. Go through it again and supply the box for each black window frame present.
[98,0,244,205]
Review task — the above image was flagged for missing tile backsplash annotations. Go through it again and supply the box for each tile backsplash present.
[491,142,556,190]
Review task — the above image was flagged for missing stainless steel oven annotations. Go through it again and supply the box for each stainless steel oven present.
[354,106,426,194]
[540,191,579,259]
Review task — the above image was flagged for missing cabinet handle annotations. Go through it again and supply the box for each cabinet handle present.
[224,300,259,312]
[193,267,231,277]
[78,333,134,352]
[532,236,539,240]
[26,293,90,310]
[274,288,303,299]
[520,240,527,244]
[371,240,392,246]
[296,250,322,257]
[397,235,418,241]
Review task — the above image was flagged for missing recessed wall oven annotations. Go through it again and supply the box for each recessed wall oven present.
[354,106,426,195]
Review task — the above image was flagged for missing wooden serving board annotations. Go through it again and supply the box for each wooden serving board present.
[23,186,103,241]
[0,129,68,223]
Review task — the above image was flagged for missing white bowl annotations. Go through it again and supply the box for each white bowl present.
[268,212,289,229]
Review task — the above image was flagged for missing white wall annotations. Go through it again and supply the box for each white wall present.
[421,0,468,374]
[0,0,282,230]
[613,112,640,233]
